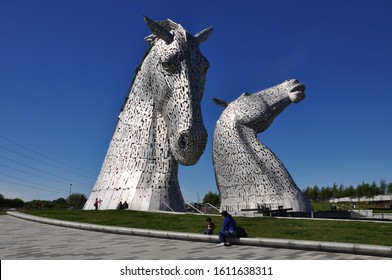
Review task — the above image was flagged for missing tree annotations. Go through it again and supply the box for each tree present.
[320,186,332,202]
[310,185,320,202]
[331,183,338,199]
[370,181,379,198]
[12,198,24,208]
[387,183,392,195]
[68,193,87,209]
[379,179,387,195]
[52,197,68,208]
[24,200,53,209]
[0,194,24,208]
[356,182,370,198]
[202,191,220,207]
[346,185,356,198]
[338,184,345,198]
[303,186,312,201]
[362,182,371,198]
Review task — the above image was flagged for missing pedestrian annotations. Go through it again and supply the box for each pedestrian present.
[117,201,124,210]
[217,210,237,246]
[94,198,99,210]
[123,201,129,209]
[203,217,216,235]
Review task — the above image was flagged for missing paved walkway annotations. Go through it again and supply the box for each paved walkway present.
[0,214,389,260]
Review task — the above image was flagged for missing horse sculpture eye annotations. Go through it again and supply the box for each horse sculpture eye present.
[161,60,177,74]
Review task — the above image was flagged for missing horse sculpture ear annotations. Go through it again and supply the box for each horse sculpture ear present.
[213,98,228,108]
[195,26,213,44]
[144,16,174,44]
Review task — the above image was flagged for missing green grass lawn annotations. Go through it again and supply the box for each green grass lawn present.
[16,209,392,246]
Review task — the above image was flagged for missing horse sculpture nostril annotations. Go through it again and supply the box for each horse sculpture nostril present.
[290,84,305,92]
[178,133,189,150]
[288,83,305,103]
[174,128,207,166]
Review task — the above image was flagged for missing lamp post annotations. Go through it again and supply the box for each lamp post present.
[69,184,72,208]
[196,192,199,204]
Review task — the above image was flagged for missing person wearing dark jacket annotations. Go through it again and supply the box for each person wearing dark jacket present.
[217,210,237,246]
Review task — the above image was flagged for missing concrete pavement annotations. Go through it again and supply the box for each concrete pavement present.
[1,212,391,260]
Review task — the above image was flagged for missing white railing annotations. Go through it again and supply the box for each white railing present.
[161,201,175,212]
[204,203,220,212]
[184,202,204,214]
[329,195,392,203]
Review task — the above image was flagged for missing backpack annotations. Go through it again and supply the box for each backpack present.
[236,226,248,238]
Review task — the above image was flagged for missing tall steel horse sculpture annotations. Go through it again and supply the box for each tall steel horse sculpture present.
[213,79,312,213]
[84,17,212,211]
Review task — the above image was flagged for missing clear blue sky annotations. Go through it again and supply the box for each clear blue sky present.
[1,0,391,202]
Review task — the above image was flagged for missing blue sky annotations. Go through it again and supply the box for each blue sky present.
[1,0,391,202]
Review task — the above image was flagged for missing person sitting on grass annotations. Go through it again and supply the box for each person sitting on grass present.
[203,217,216,235]
[217,210,237,246]
[117,201,124,210]
[122,201,129,209]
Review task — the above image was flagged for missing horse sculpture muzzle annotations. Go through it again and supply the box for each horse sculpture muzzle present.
[288,79,305,103]
[174,127,208,166]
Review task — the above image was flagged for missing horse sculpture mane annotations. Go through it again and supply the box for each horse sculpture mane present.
[213,79,312,213]
[84,17,212,211]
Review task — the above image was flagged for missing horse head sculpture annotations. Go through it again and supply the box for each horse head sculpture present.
[213,79,312,213]
[214,79,305,133]
[84,17,212,211]
[143,16,211,165]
